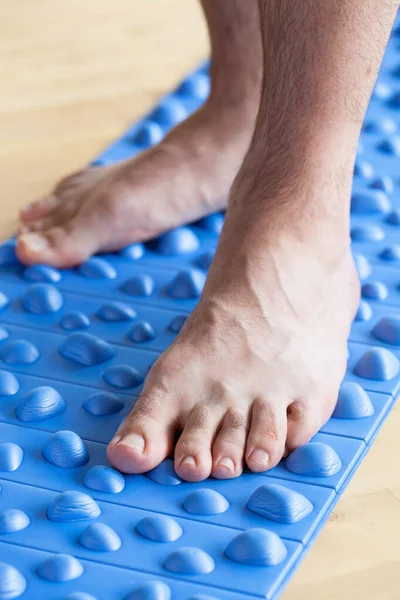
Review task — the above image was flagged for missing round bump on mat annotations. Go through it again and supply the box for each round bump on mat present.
[363,117,397,135]
[177,72,210,100]
[60,311,91,331]
[37,554,84,582]
[58,332,115,366]
[377,136,400,155]
[147,459,182,486]
[196,213,224,234]
[0,371,20,396]
[285,442,342,477]
[196,250,215,270]
[353,346,400,380]
[386,209,400,225]
[125,580,171,600]
[103,364,144,389]
[0,562,26,599]
[183,489,229,515]
[156,227,199,255]
[0,443,23,472]
[22,283,63,314]
[372,316,400,345]
[119,243,145,260]
[136,515,183,543]
[369,175,394,194]
[354,300,373,322]
[225,528,287,566]
[350,190,390,214]
[353,159,374,179]
[167,269,206,299]
[351,225,385,242]
[16,386,66,422]
[83,465,126,494]
[43,430,89,469]
[333,382,374,419]
[83,391,124,416]
[0,340,40,365]
[379,246,400,261]
[247,483,313,524]
[361,281,388,301]
[163,547,215,575]
[0,509,30,535]
[97,301,137,322]
[0,327,9,343]
[47,490,101,522]
[80,523,121,552]
[128,321,155,344]
[132,121,163,147]
[120,274,155,297]
[78,257,117,279]
[168,315,187,333]
[23,264,62,283]
[151,97,187,128]
[353,254,372,281]
[0,293,9,313]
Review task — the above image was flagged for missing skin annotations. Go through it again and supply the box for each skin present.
[17,0,398,481]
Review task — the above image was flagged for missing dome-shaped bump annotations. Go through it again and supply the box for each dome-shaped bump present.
[97,302,137,322]
[354,347,400,380]
[285,442,342,477]
[47,490,101,522]
[225,528,287,566]
[80,523,121,552]
[0,443,23,472]
[83,391,124,416]
[156,228,199,255]
[167,269,205,299]
[120,274,154,297]
[128,321,155,343]
[83,465,125,494]
[0,340,39,365]
[60,312,90,331]
[163,547,214,575]
[147,459,182,485]
[103,365,143,389]
[125,580,171,600]
[59,333,115,366]
[183,489,229,515]
[16,386,66,422]
[21,283,63,314]
[0,509,30,534]
[78,257,117,280]
[247,483,313,523]
[23,264,62,283]
[0,562,26,599]
[0,371,19,396]
[333,382,374,419]
[37,554,83,582]
[43,430,89,468]
[136,515,182,542]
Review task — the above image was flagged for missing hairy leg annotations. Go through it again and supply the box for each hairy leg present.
[108,0,397,482]
[16,0,262,267]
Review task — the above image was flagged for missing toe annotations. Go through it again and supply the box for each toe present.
[245,399,287,472]
[285,399,327,452]
[211,408,248,479]
[20,194,61,222]
[174,405,221,482]
[107,391,176,474]
[18,201,78,235]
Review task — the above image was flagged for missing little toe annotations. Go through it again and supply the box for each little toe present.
[20,194,61,222]
[245,399,287,472]
[174,405,221,482]
[211,408,248,479]
[107,392,176,474]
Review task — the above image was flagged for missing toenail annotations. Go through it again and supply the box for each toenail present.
[118,433,145,453]
[21,202,33,213]
[217,457,235,472]
[20,233,49,252]
[248,448,270,468]
[181,456,196,468]
[110,435,122,447]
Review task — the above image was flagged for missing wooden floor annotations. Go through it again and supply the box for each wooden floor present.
[1,1,400,598]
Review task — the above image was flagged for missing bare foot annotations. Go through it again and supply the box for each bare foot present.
[107,183,360,481]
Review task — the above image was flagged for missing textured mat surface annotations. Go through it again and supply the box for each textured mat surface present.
[0,15,400,600]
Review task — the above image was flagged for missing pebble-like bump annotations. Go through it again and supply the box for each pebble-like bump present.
[119,243,145,260]
[151,98,187,128]
[0,562,26,599]
[386,209,400,225]
[354,346,400,380]
[23,264,62,283]
[363,117,397,135]
[196,250,215,270]
[379,246,400,261]
[0,443,23,472]
[78,257,117,279]
[361,281,388,301]
[354,300,373,322]
[60,312,91,331]
[353,159,374,179]
[351,225,385,242]
[168,315,187,333]
[0,339,40,365]
[21,283,63,314]
[387,89,400,106]
[0,293,9,313]
[129,321,155,343]
[147,459,182,485]
[156,227,199,255]
[103,364,144,389]
[47,490,101,522]
[37,554,84,582]
[0,509,30,535]
[120,274,155,297]
[377,136,400,155]
[83,391,124,416]
[136,515,183,542]
[183,489,229,515]
[196,213,224,234]
[333,382,374,419]
[225,528,287,566]
[353,254,372,281]
[59,332,116,366]
[132,120,163,147]
[16,386,66,422]
[97,301,137,322]
[370,175,394,194]
[373,316,400,345]
[0,371,20,396]
[178,72,210,100]
[163,547,215,575]
[285,442,342,477]
[43,430,89,468]
[80,523,121,552]
[351,190,390,214]
[64,594,98,600]
[0,327,9,343]
[83,465,126,494]
[247,484,313,524]
[167,269,206,299]
[125,580,171,600]
[0,241,18,267]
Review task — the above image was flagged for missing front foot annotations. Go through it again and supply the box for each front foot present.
[107,207,360,482]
